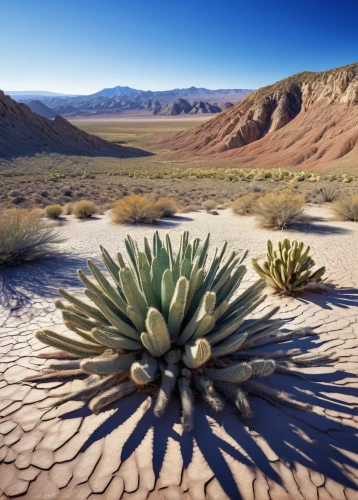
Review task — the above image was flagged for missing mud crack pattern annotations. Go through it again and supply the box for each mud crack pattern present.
[1,207,358,499]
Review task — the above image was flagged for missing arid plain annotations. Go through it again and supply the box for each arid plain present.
[1,67,358,499]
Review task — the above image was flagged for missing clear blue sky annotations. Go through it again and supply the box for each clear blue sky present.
[2,0,358,94]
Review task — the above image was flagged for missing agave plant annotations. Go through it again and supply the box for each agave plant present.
[30,232,334,431]
[252,239,325,295]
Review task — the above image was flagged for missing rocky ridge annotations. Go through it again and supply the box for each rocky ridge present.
[23,99,58,119]
[160,63,358,170]
[0,91,147,158]
[20,87,252,117]
[154,98,228,116]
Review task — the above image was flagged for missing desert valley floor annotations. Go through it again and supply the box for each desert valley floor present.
[1,205,358,499]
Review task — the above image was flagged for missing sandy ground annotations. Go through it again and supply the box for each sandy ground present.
[1,206,358,499]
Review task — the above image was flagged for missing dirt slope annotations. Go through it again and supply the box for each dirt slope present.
[0,91,148,158]
[160,63,358,171]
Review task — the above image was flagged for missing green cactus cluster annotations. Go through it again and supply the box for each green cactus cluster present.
[252,239,326,295]
[30,232,334,431]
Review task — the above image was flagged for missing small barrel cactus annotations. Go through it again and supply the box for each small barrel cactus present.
[30,232,334,431]
[252,239,325,295]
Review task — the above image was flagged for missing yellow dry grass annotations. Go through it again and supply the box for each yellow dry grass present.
[0,209,61,267]
[253,190,305,230]
[331,195,358,221]
[111,194,162,225]
[72,200,98,219]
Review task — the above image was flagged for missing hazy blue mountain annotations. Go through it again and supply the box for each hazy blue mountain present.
[23,99,57,119]
[90,86,139,97]
[8,86,254,117]
[6,90,77,100]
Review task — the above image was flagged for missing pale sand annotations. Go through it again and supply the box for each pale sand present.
[0,205,358,499]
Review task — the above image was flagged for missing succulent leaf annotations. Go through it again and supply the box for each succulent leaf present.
[182,338,211,369]
[204,362,252,383]
[130,354,158,385]
[144,308,171,357]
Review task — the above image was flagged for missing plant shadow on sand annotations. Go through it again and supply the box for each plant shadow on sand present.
[55,331,358,498]
[0,255,91,311]
[297,286,358,310]
[289,217,351,235]
[114,217,193,229]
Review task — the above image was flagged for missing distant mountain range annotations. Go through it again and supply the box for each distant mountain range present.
[90,85,253,100]
[8,86,254,118]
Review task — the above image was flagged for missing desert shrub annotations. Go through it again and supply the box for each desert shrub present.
[319,185,339,202]
[252,239,325,294]
[72,200,98,219]
[32,232,335,430]
[0,209,61,267]
[61,186,72,196]
[45,204,63,219]
[73,191,85,200]
[253,190,305,229]
[62,202,73,215]
[331,195,358,221]
[202,200,217,212]
[250,182,262,193]
[182,204,199,212]
[232,193,260,215]
[155,197,178,217]
[10,195,25,205]
[112,194,162,224]
[8,189,21,197]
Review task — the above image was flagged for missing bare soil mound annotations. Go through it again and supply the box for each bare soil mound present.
[160,63,358,171]
[0,91,149,158]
